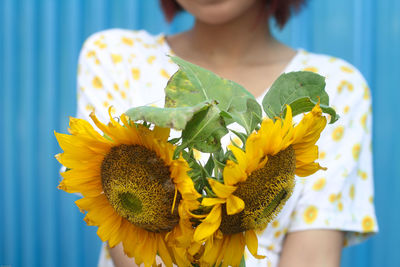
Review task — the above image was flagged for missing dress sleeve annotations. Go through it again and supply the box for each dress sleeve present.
[287,62,378,246]
[76,30,134,123]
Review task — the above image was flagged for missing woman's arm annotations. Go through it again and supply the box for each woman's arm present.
[278,230,344,267]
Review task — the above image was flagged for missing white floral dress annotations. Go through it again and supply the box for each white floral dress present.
[76,29,378,267]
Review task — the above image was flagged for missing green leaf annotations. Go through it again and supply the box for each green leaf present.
[204,154,215,176]
[239,256,246,267]
[262,71,338,123]
[283,97,339,124]
[225,98,262,134]
[168,137,181,145]
[165,56,262,133]
[125,101,210,130]
[181,103,228,153]
[230,129,248,148]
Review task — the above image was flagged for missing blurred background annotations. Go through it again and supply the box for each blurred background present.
[0,0,399,266]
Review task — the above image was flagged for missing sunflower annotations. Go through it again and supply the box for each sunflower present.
[55,108,201,267]
[193,103,327,267]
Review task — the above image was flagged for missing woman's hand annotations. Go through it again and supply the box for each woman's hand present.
[278,230,344,267]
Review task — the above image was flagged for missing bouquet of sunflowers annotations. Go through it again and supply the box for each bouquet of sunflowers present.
[55,56,338,267]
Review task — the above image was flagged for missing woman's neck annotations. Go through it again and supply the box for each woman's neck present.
[167,4,284,69]
[188,16,272,64]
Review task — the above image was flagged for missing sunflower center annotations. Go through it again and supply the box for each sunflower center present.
[219,145,296,235]
[119,192,142,214]
[101,144,180,232]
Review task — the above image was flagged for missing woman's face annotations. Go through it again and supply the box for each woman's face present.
[176,0,264,25]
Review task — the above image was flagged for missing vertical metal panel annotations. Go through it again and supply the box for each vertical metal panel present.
[342,1,376,266]
[371,0,400,266]
[37,1,59,266]
[141,0,169,34]
[1,0,399,266]
[20,0,39,266]
[3,1,22,267]
[0,0,4,261]
[2,1,18,263]
[312,0,356,63]
[57,0,80,265]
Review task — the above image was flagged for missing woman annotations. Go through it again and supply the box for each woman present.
[76,0,378,266]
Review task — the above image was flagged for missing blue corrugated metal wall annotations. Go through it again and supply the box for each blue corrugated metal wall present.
[1,0,399,266]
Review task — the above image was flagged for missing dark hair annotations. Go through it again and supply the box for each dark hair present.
[160,0,307,28]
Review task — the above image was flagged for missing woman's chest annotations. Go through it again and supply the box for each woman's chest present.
[197,61,293,99]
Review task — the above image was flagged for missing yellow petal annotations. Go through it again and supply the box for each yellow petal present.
[68,117,112,147]
[266,120,284,155]
[245,230,266,259]
[55,132,107,157]
[141,232,158,267]
[107,217,126,247]
[153,126,170,142]
[208,178,237,198]
[121,220,139,258]
[194,205,222,242]
[228,145,248,171]
[171,247,191,267]
[296,162,327,177]
[202,197,226,206]
[202,234,225,266]
[293,103,327,146]
[216,235,230,266]
[90,111,132,144]
[223,161,247,185]
[226,194,244,215]
[222,233,245,267]
[55,153,104,169]
[282,105,293,136]
[75,194,108,213]
[96,210,122,242]
[294,145,319,165]
[187,241,202,257]
[244,135,263,173]
[156,234,173,267]
[60,178,102,197]
[312,101,323,115]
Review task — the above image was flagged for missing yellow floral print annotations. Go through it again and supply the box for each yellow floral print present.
[362,216,374,231]
[131,68,140,80]
[349,184,355,200]
[303,66,318,73]
[340,65,354,73]
[338,80,354,93]
[160,68,170,79]
[360,113,368,130]
[332,126,344,141]
[111,54,122,64]
[147,55,156,64]
[303,206,318,224]
[92,76,103,89]
[352,143,361,160]
[121,36,134,46]
[312,178,326,191]
[124,80,129,88]
[274,231,282,238]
